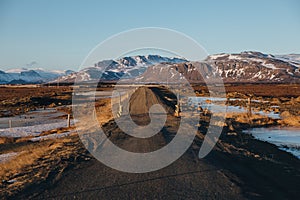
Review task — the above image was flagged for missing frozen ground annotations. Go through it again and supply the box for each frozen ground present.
[0,107,75,138]
[244,127,300,159]
[0,152,20,163]
[0,120,74,138]
[0,108,68,129]
[0,108,76,163]
[29,131,75,142]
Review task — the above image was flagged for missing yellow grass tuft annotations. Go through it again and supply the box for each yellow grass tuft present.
[0,142,64,180]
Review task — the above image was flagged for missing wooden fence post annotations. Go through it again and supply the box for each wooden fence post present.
[67,114,71,128]
[247,97,252,116]
[9,120,12,131]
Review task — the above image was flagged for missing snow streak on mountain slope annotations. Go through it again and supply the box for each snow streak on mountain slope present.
[275,54,300,68]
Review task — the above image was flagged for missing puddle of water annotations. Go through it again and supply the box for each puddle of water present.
[188,97,280,119]
[243,127,300,159]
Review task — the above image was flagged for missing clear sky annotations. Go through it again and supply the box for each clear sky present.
[0,0,300,70]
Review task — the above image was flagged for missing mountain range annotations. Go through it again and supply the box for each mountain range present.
[53,55,187,83]
[0,68,74,84]
[153,51,299,83]
[1,52,300,84]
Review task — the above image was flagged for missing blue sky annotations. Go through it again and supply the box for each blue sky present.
[0,0,299,70]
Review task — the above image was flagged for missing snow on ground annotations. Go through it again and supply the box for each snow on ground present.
[0,108,68,129]
[275,55,300,68]
[29,131,75,142]
[208,54,228,60]
[0,152,19,163]
[228,55,242,60]
[262,62,277,69]
[0,109,77,163]
[0,120,74,138]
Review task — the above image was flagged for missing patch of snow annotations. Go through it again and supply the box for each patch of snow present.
[253,71,262,79]
[287,70,294,75]
[30,131,74,142]
[0,152,19,163]
[228,55,242,60]
[263,62,278,69]
[275,54,300,68]
[208,54,228,60]
[270,74,276,80]
[5,68,28,73]
[0,121,74,138]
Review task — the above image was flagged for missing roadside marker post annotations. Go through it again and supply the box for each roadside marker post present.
[9,120,12,131]
[67,114,71,128]
[247,97,252,117]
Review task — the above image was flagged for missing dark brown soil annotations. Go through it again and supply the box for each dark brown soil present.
[0,86,72,117]
[193,83,300,97]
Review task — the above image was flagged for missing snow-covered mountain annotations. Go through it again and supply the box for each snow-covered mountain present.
[0,68,74,84]
[2,52,299,84]
[134,51,300,83]
[53,55,187,83]
[206,51,300,82]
